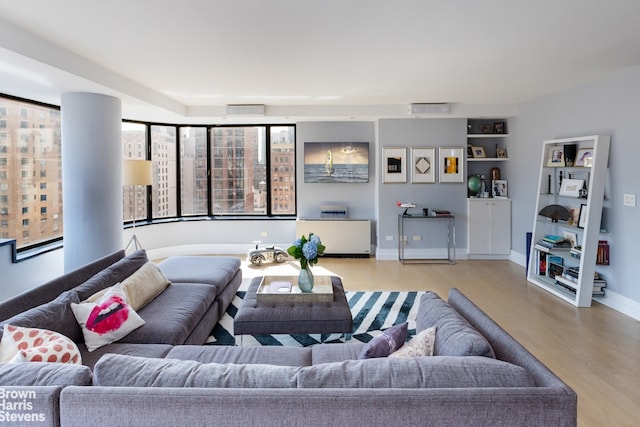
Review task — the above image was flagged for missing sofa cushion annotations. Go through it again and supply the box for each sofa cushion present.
[117,283,217,345]
[84,262,170,311]
[311,342,365,364]
[166,345,312,367]
[297,356,535,388]
[358,322,408,359]
[416,292,495,358]
[157,256,241,295]
[0,361,92,386]
[71,285,146,352]
[93,354,298,388]
[73,249,149,301]
[0,325,81,364]
[390,326,436,358]
[0,290,82,343]
[79,343,173,370]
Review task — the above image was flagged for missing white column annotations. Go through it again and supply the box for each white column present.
[61,93,122,272]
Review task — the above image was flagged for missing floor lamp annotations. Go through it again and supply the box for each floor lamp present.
[123,159,153,252]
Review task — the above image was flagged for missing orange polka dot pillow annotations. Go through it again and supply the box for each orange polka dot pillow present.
[0,325,82,364]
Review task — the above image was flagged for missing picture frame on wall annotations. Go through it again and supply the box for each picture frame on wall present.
[382,146,407,183]
[438,147,464,183]
[410,147,435,183]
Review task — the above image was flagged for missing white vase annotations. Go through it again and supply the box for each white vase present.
[298,268,314,293]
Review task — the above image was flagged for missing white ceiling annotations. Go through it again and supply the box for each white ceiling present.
[1,0,640,123]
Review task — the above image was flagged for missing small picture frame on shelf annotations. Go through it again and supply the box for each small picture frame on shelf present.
[467,145,474,157]
[496,148,508,158]
[577,203,588,228]
[575,148,594,167]
[481,124,492,134]
[492,179,508,198]
[471,146,486,158]
[493,122,506,134]
[547,147,565,167]
[559,179,584,198]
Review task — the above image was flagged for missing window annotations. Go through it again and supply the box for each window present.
[121,122,148,223]
[179,126,208,216]
[150,125,177,218]
[0,95,62,250]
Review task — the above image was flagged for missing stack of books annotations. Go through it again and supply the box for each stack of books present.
[562,266,580,283]
[597,240,610,265]
[593,272,607,297]
[534,235,571,252]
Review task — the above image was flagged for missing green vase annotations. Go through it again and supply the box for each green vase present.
[298,268,314,293]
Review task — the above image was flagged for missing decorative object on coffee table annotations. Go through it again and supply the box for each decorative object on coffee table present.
[287,233,325,293]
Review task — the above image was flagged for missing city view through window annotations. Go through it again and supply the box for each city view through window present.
[0,94,296,251]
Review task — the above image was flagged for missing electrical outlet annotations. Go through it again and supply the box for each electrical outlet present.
[260,231,268,237]
[386,235,393,241]
[624,193,636,207]
[413,235,421,241]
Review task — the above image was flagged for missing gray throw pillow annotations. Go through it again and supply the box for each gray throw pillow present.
[0,290,81,343]
[416,292,495,358]
[358,322,408,359]
[0,362,92,386]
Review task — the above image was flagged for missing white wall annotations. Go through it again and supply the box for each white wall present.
[509,66,640,317]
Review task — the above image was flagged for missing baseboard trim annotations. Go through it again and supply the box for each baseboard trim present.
[593,290,640,321]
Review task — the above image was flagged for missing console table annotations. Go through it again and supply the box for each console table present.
[397,214,456,264]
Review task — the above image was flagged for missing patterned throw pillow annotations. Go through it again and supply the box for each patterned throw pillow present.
[358,322,408,359]
[389,326,436,358]
[0,325,82,364]
[71,284,145,352]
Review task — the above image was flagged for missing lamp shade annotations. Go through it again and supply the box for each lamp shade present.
[123,159,153,186]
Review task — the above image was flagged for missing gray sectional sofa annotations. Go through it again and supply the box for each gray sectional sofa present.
[0,249,577,427]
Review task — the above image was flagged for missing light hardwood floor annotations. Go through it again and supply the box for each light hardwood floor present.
[256,257,640,427]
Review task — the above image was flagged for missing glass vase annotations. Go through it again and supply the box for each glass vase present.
[298,267,314,293]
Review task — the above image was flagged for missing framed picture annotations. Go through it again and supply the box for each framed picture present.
[496,148,508,158]
[493,122,506,134]
[577,203,588,228]
[559,179,584,197]
[382,147,407,183]
[575,148,594,167]
[547,147,565,167]
[438,147,464,183]
[492,179,508,198]
[410,147,435,183]
[303,142,369,183]
[471,146,486,158]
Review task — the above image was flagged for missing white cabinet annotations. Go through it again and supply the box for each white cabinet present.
[527,135,610,307]
[295,220,371,256]
[467,198,511,257]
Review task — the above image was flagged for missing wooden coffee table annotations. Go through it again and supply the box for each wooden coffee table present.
[233,275,353,344]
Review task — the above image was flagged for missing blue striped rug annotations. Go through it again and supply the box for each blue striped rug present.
[207,291,425,347]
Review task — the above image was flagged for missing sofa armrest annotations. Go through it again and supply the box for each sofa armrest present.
[0,386,62,427]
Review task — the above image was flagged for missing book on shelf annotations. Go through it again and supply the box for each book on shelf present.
[597,240,610,265]
[543,235,566,244]
[433,210,452,217]
[548,262,564,279]
[534,239,571,251]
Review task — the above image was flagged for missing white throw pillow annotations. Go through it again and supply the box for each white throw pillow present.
[83,262,170,311]
[389,326,436,358]
[0,325,82,364]
[71,284,145,352]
